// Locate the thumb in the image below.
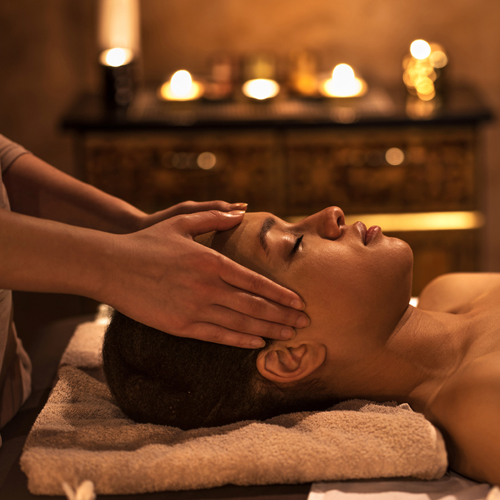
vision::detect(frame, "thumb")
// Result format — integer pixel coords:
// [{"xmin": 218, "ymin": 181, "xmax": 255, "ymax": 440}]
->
[{"xmin": 179, "ymin": 210, "xmax": 245, "ymax": 237}]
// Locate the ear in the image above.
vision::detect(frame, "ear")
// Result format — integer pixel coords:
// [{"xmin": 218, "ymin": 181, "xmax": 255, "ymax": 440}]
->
[{"xmin": 256, "ymin": 343, "xmax": 326, "ymax": 384}]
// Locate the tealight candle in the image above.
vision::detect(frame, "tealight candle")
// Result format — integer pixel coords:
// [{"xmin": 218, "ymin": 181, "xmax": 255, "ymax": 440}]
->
[
  {"xmin": 159, "ymin": 70, "xmax": 204, "ymax": 101},
  {"xmin": 319, "ymin": 64, "xmax": 367, "ymax": 98},
  {"xmin": 241, "ymin": 78, "xmax": 280, "ymax": 100}
]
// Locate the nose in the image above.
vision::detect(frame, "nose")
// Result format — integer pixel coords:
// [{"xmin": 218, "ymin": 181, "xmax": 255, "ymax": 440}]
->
[
  {"xmin": 302, "ymin": 206, "xmax": 345, "ymax": 239},
  {"xmin": 321, "ymin": 206, "xmax": 345, "ymax": 239}
]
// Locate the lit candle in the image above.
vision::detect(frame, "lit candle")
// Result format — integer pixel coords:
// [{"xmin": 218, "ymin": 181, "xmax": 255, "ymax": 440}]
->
[
  {"xmin": 241, "ymin": 79, "xmax": 280, "ymax": 100},
  {"xmin": 99, "ymin": 47, "xmax": 134, "ymax": 67},
  {"xmin": 97, "ymin": 0, "xmax": 140, "ymax": 107},
  {"xmin": 319, "ymin": 64, "xmax": 367, "ymax": 98},
  {"xmin": 159, "ymin": 70, "xmax": 204, "ymax": 101}
]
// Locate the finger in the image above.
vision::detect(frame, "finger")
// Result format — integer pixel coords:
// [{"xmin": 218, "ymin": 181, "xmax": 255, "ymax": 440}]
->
[
  {"xmin": 216, "ymin": 286, "xmax": 309, "ymax": 329},
  {"xmin": 179, "ymin": 201, "xmax": 248, "ymax": 214},
  {"xmin": 186, "ymin": 322, "xmax": 266, "ymax": 349},
  {"xmin": 177, "ymin": 210, "xmax": 247, "ymax": 237},
  {"xmin": 219, "ymin": 262, "xmax": 306, "ymax": 311},
  {"xmin": 205, "ymin": 304, "xmax": 297, "ymax": 341}
]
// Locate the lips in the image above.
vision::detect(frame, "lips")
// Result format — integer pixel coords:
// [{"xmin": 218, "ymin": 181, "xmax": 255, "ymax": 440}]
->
[
  {"xmin": 355, "ymin": 222, "xmax": 380, "ymax": 245},
  {"xmin": 355, "ymin": 221, "xmax": 367, "ymax": 245},
  {"xmin": 365, "ymin": 225, "xmax": 381, "ymax": 245}
]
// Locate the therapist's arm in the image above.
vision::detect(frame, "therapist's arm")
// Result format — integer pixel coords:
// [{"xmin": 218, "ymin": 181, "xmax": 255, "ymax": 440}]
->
[
  {"xmin": 2, "ymin": 155, "xmax": 308, "ymax": 347},
  {"xmin": 4, "ymin": 152, "xmax": 175, "ymax": 233}
]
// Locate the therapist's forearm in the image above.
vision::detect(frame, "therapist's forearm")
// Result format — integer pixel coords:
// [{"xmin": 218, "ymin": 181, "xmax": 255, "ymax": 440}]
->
[
  {"xmin": 0, "ymin": 207, "xmax": 112, "ymax": 299},
  {"xmin": 3, "ymin": 153, "xmax": 145, "ymax": 234}
]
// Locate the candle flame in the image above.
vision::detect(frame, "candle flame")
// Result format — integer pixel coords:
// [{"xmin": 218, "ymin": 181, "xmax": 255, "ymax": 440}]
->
[
  {"xmin": 242, "ymin": 79, "xmax": 280, "ymax": 100},
  {"xmin": 170, "ymin": 70, "xmax": 193, "ymax": 98},
  {"xmin": 159, "ymin": 70, "xmax": 204, "ymax": 101},
  {"xmin": 100, "ymin": 47, "xmax": 134, "ymax": 67},
  {"xmin": 320, "ymin": 64, "xmax": 366, "ymax": 98}
]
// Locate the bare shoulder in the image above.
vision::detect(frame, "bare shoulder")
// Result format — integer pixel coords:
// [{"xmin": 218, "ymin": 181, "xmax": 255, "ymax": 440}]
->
[
  {"xmin": 427, "ymin": 352, "xmax": 500, "ymax": 484},
  {"xmin": 418, "ymin": 273, "xmax": 500, "ymax": 313}
]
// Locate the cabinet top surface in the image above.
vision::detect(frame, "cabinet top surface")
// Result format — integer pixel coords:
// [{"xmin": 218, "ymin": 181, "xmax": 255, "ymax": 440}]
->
[{"xmin": 62, "ymin": 85, "xmax": 493, "ymax": 132}]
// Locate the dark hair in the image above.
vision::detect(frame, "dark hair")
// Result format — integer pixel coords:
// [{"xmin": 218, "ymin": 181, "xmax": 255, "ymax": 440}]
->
[{"xmin": 102, "ymin": 311, "xmax": 334, "ymax": 430}]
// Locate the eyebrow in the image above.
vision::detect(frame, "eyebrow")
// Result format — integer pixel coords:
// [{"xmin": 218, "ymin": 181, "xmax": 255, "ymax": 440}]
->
[{"xmin": 259, "ymin": 216, "xmax": 276, "ymax": 255}]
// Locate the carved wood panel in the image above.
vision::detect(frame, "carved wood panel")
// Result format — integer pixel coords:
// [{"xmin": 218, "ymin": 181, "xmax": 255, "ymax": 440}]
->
[
  {"xmin": 83, "ymin": 131, "xmax": 284, "ymax": 214},
  {"xmin": 284, "ymin": 126, "xmax": 477, "ymax": 215}
]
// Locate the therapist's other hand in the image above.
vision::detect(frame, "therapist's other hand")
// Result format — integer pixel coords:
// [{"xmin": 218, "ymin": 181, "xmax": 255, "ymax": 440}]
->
[
  {"xmin": 101, "ymin": 209, "xmax": 309, "ymax": 349},
  {"xmin": 138, "ymin": 200, "xmax": 248, "ymax": 229}
]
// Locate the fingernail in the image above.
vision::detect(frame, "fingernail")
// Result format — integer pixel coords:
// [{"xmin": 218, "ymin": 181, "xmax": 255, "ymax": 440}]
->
[
  {"xmin": 228, "ymin": 210, "xmax": 246, "ymax": 216},
  {"xmin": 291, "ymin": 299, "xmax": 305, "ymax": 310},
  {"xmin": 281, "ymin": 328, "xmax": 295, "ymax": 340},
  {"xmin": 251, "ymin": 338, "xmax": 266, "ymax": 348},
  {"xmin": 296, "ymin": 315, "xmax": 310, "ymax": 328},
  {"xmin": 230, "ymin": 203, "xmax": 248, "ymax": 210}
]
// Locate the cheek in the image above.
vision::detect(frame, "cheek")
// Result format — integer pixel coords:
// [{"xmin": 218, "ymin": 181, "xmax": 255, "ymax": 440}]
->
[
  {"xmin": 285, "ymin": 251, "xmax": 362, "ymax": 320},
  {"xmin": 285, "ymin": 240, "xmax": 413, "ymax": 323}
]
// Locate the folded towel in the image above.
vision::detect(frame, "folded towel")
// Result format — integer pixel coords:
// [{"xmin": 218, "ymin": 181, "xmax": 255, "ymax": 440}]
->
[{"xmin": 20, "ymin": 320, "xmax": 448, "ymax": 495}]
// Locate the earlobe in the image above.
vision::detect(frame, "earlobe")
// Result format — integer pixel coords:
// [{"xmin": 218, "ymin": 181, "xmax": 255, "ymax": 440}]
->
[{"xmin": 256, "ymin": 343, "xmax": 326, "ymax": 384}]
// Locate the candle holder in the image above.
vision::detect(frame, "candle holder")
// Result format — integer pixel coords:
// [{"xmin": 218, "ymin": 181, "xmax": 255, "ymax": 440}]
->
[
  {"xmin": 241, "ymin": 54, "xmax": 281, "ymax": 101},
  {"xmin": 288, "ymin": 50, "xmax": 319, "ymax": 97},
  {"xmin": 100, "ymin": 47, "xmax": 136, "ymax": 108}
]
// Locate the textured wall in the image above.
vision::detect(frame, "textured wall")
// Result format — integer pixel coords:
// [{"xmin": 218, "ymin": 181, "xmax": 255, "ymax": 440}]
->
[{"xmin": 1, "ymin": 0, "xmax": 500, "ymax": 269}]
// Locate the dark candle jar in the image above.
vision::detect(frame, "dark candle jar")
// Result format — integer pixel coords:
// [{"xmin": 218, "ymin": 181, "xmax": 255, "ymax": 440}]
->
[{"xmin": 99, "ymin": 48, "xmax": 136, "ymax": 108}]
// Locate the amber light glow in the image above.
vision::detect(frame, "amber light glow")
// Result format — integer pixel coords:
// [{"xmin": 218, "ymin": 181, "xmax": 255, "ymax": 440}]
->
[
  {"xmin": 242, "ymin": 79, "xmax": 280, "ymax": 100},
  {"xmin": 403, "ymin": 40, "xmax": 448, "ymax": 103},
  {"xmin": 159, "ymin": 70, "xmax": 204, "ymax": 101},
  {"xmin": 410, "ymin": 40, "xmax": 431, "ymax": 60},
  {"xmin": 320, "ymin": 64, "xmax": 367, "ymax": 98},
  {"xmin": 99, "ymin": 47, "xmax": 134, "ymax": 67},
  {"xmin": 288, "ymin": 211, "xmax": 484, "ymax": 232}
]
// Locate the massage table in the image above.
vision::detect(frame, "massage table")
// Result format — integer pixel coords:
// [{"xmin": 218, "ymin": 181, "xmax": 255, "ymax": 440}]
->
[{"xmin": 0, "ymin": 313, "xmax": 494, "ymax": 500}]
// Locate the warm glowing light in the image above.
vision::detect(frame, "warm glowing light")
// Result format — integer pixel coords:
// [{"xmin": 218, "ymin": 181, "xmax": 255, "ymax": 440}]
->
[
  {"xmin": 417, "ymin": 89, "xmax": 436, "ymax": 101},
  {"xmin": 99, "ymin": 47, "xmax": 134, "ymax": 67},
  {"xmin": 320, "ymin": 64, "xmax": 367, "ymax": 98},
  {"xmin": 197, "ymin": 152, "xmax": 217, "ymax": 170},
  {"xmin": 242, "ymin": 79, "xmax": 280, "ymax": 100},
  {"xmin": 385, "ymin": 148, "xmax": 405, "ymax": 166},
  {"xmin": 287, "ymin": 211, "xmax": 484, "ymax": 232},
  {"xmin": 414, "ymin": 77, "xmax": 434, "ymax": 95},
  {"xmin": 410, "ymin": 40, "xmax": 432, "ymax": 60},
  {"xmin": 430, "ymin": 50, "xmax": 448, "ymax": 68},
  {"xmin": 171, "ymin": 70, "xmax": 193, "ymax": 97},
  {"xmin": 159, "ymin": 70, "xmax": 204, "ymax": 101},
  {"xmin": 403, "ymin": 41, "xmax": 447, "ymax": 105},
  {"xmin": 333, "ymin": 63, "xmax": 355, "ymax": 81}
]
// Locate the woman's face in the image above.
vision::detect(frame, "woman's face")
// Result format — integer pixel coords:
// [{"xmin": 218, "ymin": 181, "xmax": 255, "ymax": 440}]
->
[{"xmin": 211, "ymin": 206, "xmax": 413, "ymax": 368}]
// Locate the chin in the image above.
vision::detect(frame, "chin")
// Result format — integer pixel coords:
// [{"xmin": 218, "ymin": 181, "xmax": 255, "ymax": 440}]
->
[
  {"xmin": 378, "ymin": 236, "xmax": 414, "ymax": 307},
  {"xmin": 392, "ymin": 238, "xmax": 414, "ymax": 304}
]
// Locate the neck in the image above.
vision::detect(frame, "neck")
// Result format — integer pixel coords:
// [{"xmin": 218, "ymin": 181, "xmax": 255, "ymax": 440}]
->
[{"xmin": 328, "ymin": 306, "xmax": 471, "ymax": 413}]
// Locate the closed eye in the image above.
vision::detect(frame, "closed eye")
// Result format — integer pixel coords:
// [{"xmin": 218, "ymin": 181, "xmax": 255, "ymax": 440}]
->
[{"xmin": 291, "ymin": 235, "xmax": 304, "ymax": 256}]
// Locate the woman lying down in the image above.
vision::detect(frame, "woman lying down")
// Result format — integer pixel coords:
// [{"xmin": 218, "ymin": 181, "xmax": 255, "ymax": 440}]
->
[{"xmin": 102, "ymin": 206, "xmax": 500, "ymax": 485}]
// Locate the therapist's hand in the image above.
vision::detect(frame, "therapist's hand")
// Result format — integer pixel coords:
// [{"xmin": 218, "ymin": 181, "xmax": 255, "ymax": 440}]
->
[
  {"xmin": 101, "ymin": 209, "xmax": 309, "ymax": 348},
  {"xmin": 137, "ymin": 200, "xmax": 249, "ymax": 229}
]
